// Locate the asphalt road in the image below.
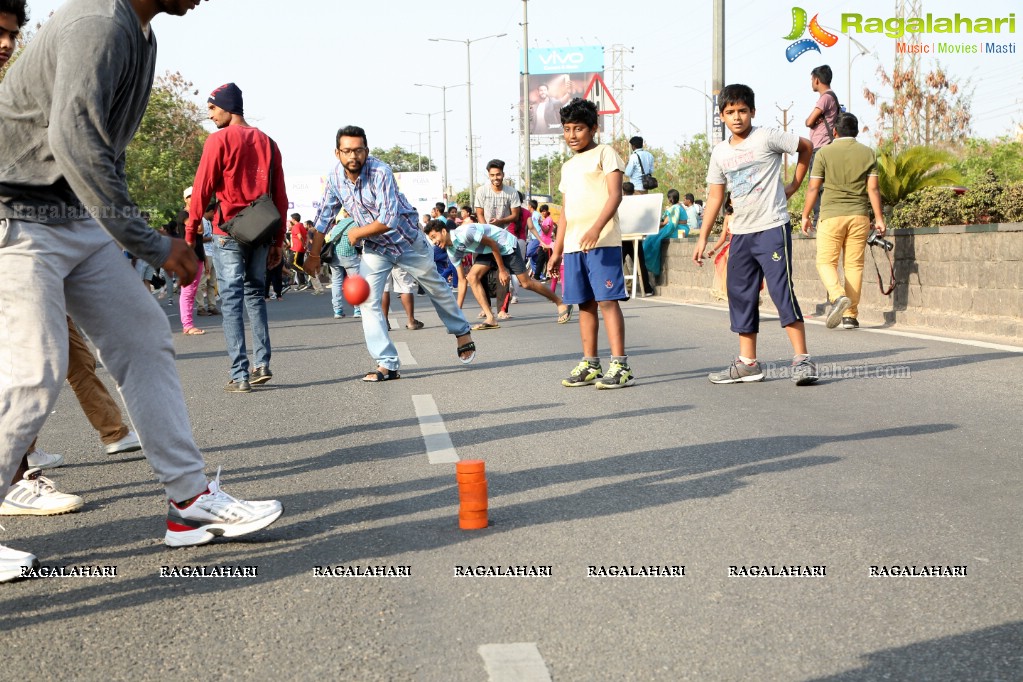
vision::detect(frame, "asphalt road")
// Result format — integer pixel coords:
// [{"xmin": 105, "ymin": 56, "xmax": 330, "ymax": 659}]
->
[{"xmin": 2, "ymin": 286, "xmax": 1020, "ymax": 682}]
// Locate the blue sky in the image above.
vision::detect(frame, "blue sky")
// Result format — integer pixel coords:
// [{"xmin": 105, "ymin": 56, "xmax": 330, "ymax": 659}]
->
[{"xmin": 25, "ymin": 0, "xmax": 1023, "ymax": 191}]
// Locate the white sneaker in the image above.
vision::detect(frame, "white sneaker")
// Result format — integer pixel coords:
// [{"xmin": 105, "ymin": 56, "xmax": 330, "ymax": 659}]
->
[
  {"xmin": 1, "ymin": 469, "xmax": 84, "ymax": 516},
  {"xmin": 0, "ymin": 537, "xmax": 38, "ymax": 583},
  {"xmin": 26, "ymin": 448, "xmax": 64, "ymax": 470},
  {"xmin": 510, "ymin": 296, "xmax": 519, "ymax": 304},
  {"xmin": 164, "ymin": 469, "xmax": 283, "ymax": 547},
  {"xmin": 105, "ymin": 431, "xmax": 142, "ymax": 455}
]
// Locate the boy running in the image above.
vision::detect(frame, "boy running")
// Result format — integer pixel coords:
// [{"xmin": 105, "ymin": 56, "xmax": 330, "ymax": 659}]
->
[
  {"xmin": 548, "ymin": 99, "xmax": 634, "ymax": 389},
  {"xmin": 424, "ymin": 220, "xmax": 572, "ymax": 330},
  {"xmin": 692, "ymin": 84, "xmax": 819, "ymax": 385}
]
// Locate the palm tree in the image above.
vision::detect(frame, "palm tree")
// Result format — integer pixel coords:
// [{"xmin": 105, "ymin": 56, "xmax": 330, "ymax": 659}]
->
[{"xmin": 876, "ymin": 145, "xmax": 963, "ymax": 206}]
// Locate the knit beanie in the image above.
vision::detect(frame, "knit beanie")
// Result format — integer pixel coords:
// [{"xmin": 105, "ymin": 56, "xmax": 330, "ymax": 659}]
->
[{"xmin": 208, "ymin": 82, "xmax": 244, "ymax": 116}]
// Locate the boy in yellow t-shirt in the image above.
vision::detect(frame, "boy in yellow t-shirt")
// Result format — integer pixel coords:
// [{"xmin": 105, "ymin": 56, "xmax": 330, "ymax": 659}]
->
[{"xmin": 548, "ymin": 99, "xmax": 634, "ymax": 389}]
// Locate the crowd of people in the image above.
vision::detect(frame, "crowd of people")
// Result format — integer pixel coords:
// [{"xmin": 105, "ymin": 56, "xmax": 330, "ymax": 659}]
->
[{"xmin": 0, "ymin": 0, "xmax": 881, "ymax": 583}]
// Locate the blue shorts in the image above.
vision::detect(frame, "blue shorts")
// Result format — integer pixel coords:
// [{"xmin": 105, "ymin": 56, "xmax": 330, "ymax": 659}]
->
[
  {"xmin": 727, "ymin": 224, "xmax": 803, "ymax": 333},
  {"xmin": 562, "ymin": 246, "xmax": 627, "ymax": 305}
]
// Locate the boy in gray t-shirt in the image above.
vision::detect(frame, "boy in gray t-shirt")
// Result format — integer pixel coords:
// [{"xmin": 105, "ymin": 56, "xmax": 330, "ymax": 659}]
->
[{"xmin": 693, "ymin": 84, "xmax": 820, "ymax": 386}]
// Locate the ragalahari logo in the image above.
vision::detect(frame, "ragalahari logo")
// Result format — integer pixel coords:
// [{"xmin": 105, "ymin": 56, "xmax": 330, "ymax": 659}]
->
[{"xmin": 784, "ymin": 7, "xmax": 839, "ymax": 61}]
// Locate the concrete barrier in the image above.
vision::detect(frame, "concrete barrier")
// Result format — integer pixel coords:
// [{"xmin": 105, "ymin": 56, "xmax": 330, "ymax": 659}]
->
[{"xmin": 651, "ymin": 223, "xmax": 1023, "ymax": 342}]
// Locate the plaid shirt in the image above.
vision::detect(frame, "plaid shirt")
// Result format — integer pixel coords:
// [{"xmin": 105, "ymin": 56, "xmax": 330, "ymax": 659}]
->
[
  {"xmin": 313, "ymin": 157, "xmax": 420, "ymax": 258},
  {"xmin": 327, "ymin": 218, "xmax": 359, "ymax": 258}
]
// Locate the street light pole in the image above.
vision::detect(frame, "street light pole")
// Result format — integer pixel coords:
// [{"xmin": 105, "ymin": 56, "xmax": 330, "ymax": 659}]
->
[
  {"xmin": 406, "ymin": 110, "xmax": 446, "ymax": 173},
  {"xmin": 675, "ymin": 84, "xmax": 714, "ymax": 140},
  {"xmin": 414, "ymin": 83, "xmax": 466, "ymax": 199},
  {"xmin": 400, "ymin": 130, "xmax": 434, "ymax": 171},
  {"xmin": 429, "ymin": 33, "xmax": 507, "ymax": 201},
  {"xmin": 820, "ymin": 24, "xmax": 872, "ymax": 111}
]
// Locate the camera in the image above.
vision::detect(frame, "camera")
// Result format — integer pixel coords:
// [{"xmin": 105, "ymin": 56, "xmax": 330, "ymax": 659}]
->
[{"xmin": 866, "ymin": 229, "xmax": 894, "ymax": 252}]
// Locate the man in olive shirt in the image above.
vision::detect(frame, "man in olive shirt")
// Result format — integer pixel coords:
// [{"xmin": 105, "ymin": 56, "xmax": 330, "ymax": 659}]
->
[{"xmin": 800, "ymin": 112, "xmax": 887, "ymax": 330}]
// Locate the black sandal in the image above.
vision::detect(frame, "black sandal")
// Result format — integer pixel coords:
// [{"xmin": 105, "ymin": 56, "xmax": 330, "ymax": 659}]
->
[
  {"xmin": 457, "ymin": 341, "xmax": 476, "ymax": 365},
  {"xmin": 362, "ymin": 368, "xmax": 401, "ymax": 382}
]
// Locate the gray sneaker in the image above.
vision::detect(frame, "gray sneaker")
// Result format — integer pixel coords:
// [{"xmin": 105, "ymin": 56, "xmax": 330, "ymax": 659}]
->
[
  {"xmin": 826, "ymin": 296, "xmax": 852, "ymax": 329},
  {"xmin": 791, "ymin": 356, "xmax": 820, "ymax": 386},
  {"xmin": 709, "ymin": 358, "xmax": 765, "ymax": 384}
]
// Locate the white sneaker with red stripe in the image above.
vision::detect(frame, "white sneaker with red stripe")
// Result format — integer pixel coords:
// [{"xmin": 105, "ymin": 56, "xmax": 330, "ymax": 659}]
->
[{"xmin": 164, "ymin": 469, "xmax": 283, "ymax": 547}]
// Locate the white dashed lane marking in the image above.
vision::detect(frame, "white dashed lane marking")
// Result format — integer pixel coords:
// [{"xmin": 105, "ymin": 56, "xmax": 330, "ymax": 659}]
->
[
  {"xmin": 412, "ymin": 395, "xmax": 458, "ymax": 464},
  {"xmin": 395, "ymin": 341, "xmax": 418, "ymax": 366},
  {"xmin": 478, "ymin": 643, "xmax": 552, "ymax": 682}
]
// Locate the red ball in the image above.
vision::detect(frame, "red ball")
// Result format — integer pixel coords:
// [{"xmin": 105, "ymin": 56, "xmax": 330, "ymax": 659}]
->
[{"xmin": 342, "ymin": 274, "xmax": 370, "ymax": 305}]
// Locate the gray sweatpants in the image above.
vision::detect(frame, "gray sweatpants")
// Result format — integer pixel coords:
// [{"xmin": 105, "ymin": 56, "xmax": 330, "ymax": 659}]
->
[{"xmin": 0, "ymin": 218, "xmax": 208, "ymax": 502}]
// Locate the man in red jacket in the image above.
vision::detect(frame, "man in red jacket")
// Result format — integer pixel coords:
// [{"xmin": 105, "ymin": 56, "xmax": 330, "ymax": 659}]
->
[{"xmin": 187, "ymin": 83, "xmax": 288, "ymax": 393}]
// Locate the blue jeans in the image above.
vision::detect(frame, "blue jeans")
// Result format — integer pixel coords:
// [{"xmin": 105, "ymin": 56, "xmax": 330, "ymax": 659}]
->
[
  {"xmin": 360, "ymin": 232, "xmax": 470, "ymax": 370},
  {"xmin": 212, "ymin": 235, "xmax": 271, "ymax": 382},
  {"xmin": 329, "ymin": 253, "xmax": 361, "ymax": 314}
]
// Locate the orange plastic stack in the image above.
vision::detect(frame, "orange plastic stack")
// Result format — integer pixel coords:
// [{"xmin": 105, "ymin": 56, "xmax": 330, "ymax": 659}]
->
[{"xmin": 456, "ymin": 459, "xmax": 488, "ymax": 529}]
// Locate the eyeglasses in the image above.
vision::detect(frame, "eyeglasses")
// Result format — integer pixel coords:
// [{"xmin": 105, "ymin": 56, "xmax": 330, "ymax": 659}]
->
[{"xmin": 338, "ymin": 147, "xmax": 368, "ymax": 157}]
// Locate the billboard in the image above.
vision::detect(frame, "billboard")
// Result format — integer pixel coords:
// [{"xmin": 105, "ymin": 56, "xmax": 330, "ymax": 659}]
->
[
  {"xmin": 394, "ymin": 171, "xmax": 445, "ymax": 214},
  {"xmin": 522, "ymin": 46, "xmax": 605, "ymax": 136},
  {"xmin": 285, "ymin": 175, "xmax": 328, "ymax": 222}
]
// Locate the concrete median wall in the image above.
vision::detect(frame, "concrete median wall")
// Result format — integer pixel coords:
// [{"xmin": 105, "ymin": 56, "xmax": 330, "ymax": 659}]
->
[{"xmin": 651, "ymin": 223, "xmax": 1023, "ymax": 342}]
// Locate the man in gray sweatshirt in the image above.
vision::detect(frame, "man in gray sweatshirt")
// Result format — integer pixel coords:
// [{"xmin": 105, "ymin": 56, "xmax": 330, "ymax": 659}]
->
[{"xmin": 0, "ymin": 0, "xmax": 284, "ymax": 579}]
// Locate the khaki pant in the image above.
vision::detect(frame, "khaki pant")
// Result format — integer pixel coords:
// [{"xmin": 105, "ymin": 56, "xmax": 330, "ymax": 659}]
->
[
  {"xmin": 815, "ymin": 215, "xmax": 871, "ymax": 318},
  {"xmin": 26, "ymin": 316, "xmax": 130, "ymax": 453},
  {"xmin": 197, "ymin": 255, "xmax": 217, "ymax": 309}
]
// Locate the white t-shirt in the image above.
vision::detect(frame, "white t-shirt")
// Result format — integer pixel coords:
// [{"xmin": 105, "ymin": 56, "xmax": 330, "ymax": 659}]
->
[{"xmin": 706, "ymin": 126, "xmax": 799, "ymax": 234}]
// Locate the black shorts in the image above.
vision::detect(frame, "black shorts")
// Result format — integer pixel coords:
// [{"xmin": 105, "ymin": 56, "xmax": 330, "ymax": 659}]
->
[{"xmin": 474, "ymin": 250, "xmax": 527, "ymax": 276}]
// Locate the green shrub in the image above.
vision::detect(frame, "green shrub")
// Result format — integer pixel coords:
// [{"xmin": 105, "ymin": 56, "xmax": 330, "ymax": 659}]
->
[
  {"xmin": 994, "ymin": 181, "xmax": 1023, "ymax": 223},
  {"xmin": 956, "ymin": 169, "xmax": 1002, "ymax": 224},
  {"xmin": 890, "ymin": 187, "xmax": 963, "ymax": 230}
]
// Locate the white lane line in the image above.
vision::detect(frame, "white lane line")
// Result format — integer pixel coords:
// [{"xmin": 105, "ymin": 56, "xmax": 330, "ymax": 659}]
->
[
  {"xmin": 395, "ymin": 342, "xmax": 418, "ymax": 366},
  {"xmin": 478, "ymin": 643, "xmax": 552, "ymax": 682},
  {"xmin": 635, "ymin": 299, "xmax": 1023, "ymax": 353},
  {"xmin": 412, "ymin": 395, "xmax": 458, "ymax": 464}
]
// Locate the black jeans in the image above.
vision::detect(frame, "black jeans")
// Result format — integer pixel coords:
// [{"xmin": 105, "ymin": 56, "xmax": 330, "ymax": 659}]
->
[{"xmin": 265, "ymin": 262, "xmax": 283, "ymax": 298}]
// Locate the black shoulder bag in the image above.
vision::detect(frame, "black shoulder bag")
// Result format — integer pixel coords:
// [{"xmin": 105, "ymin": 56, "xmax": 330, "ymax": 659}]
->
[
  {"xmin": 635, "ymin": 153, "xmax": 659, "ymax": 190},
  {"xmin": 218, "ymin": 139, "xmax": 282, "ymax": 247}
]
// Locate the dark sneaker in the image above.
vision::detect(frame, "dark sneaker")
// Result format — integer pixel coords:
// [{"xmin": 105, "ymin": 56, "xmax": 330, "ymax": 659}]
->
[
  {"xmin": 165, "ymin": 469, "xmax": 283, "ymax": 547},
  {"xmin": 596, "ymin": 361, "xmax": 635, "ymax": 389},
  {"xmin": 826, "ymin": 296, "xmax": 852, "ymax": 329},
  {"xmin": 250, "ymin": 366, "xmax": 272, "ymax": 385},
  {"xmin": 562, "ymin": 360, "xmax": 603, "ymax": 387},
  {"xmin": 842, "ymin": 317, "xmax": 859, "ymax": 329},
  {"xmin": 709, "ymin": 358, "xmax": 765, "ymax": 384},
  {"xmin": 224, "ymin": 379, "xmax": 251, "ymax": 393},
  {"xmin": 791, "ymin": 356, "xmax": 819, "ymax": 386}
]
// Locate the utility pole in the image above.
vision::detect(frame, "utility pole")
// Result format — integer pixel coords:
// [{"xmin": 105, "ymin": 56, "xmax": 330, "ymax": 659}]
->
[
  {"xmin": 776, "ymin": 102, "xmax": 794, "ymax": 179},
  {"xmin": 520, "ymin": 0, "xmax": 531, "ymax": 197},
  {"xmin": 607, "ymin": 44, "xmax": 634, "ymax": 146},
  {"xmin": 711, "ymin": 0, "xmax": 726, "ymax": 144}
]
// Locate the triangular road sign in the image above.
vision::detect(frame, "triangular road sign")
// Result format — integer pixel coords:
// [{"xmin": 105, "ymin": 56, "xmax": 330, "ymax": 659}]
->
[{"xmin": 582, "ymin": 73, "xmax": 620, "ymax": 116}]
